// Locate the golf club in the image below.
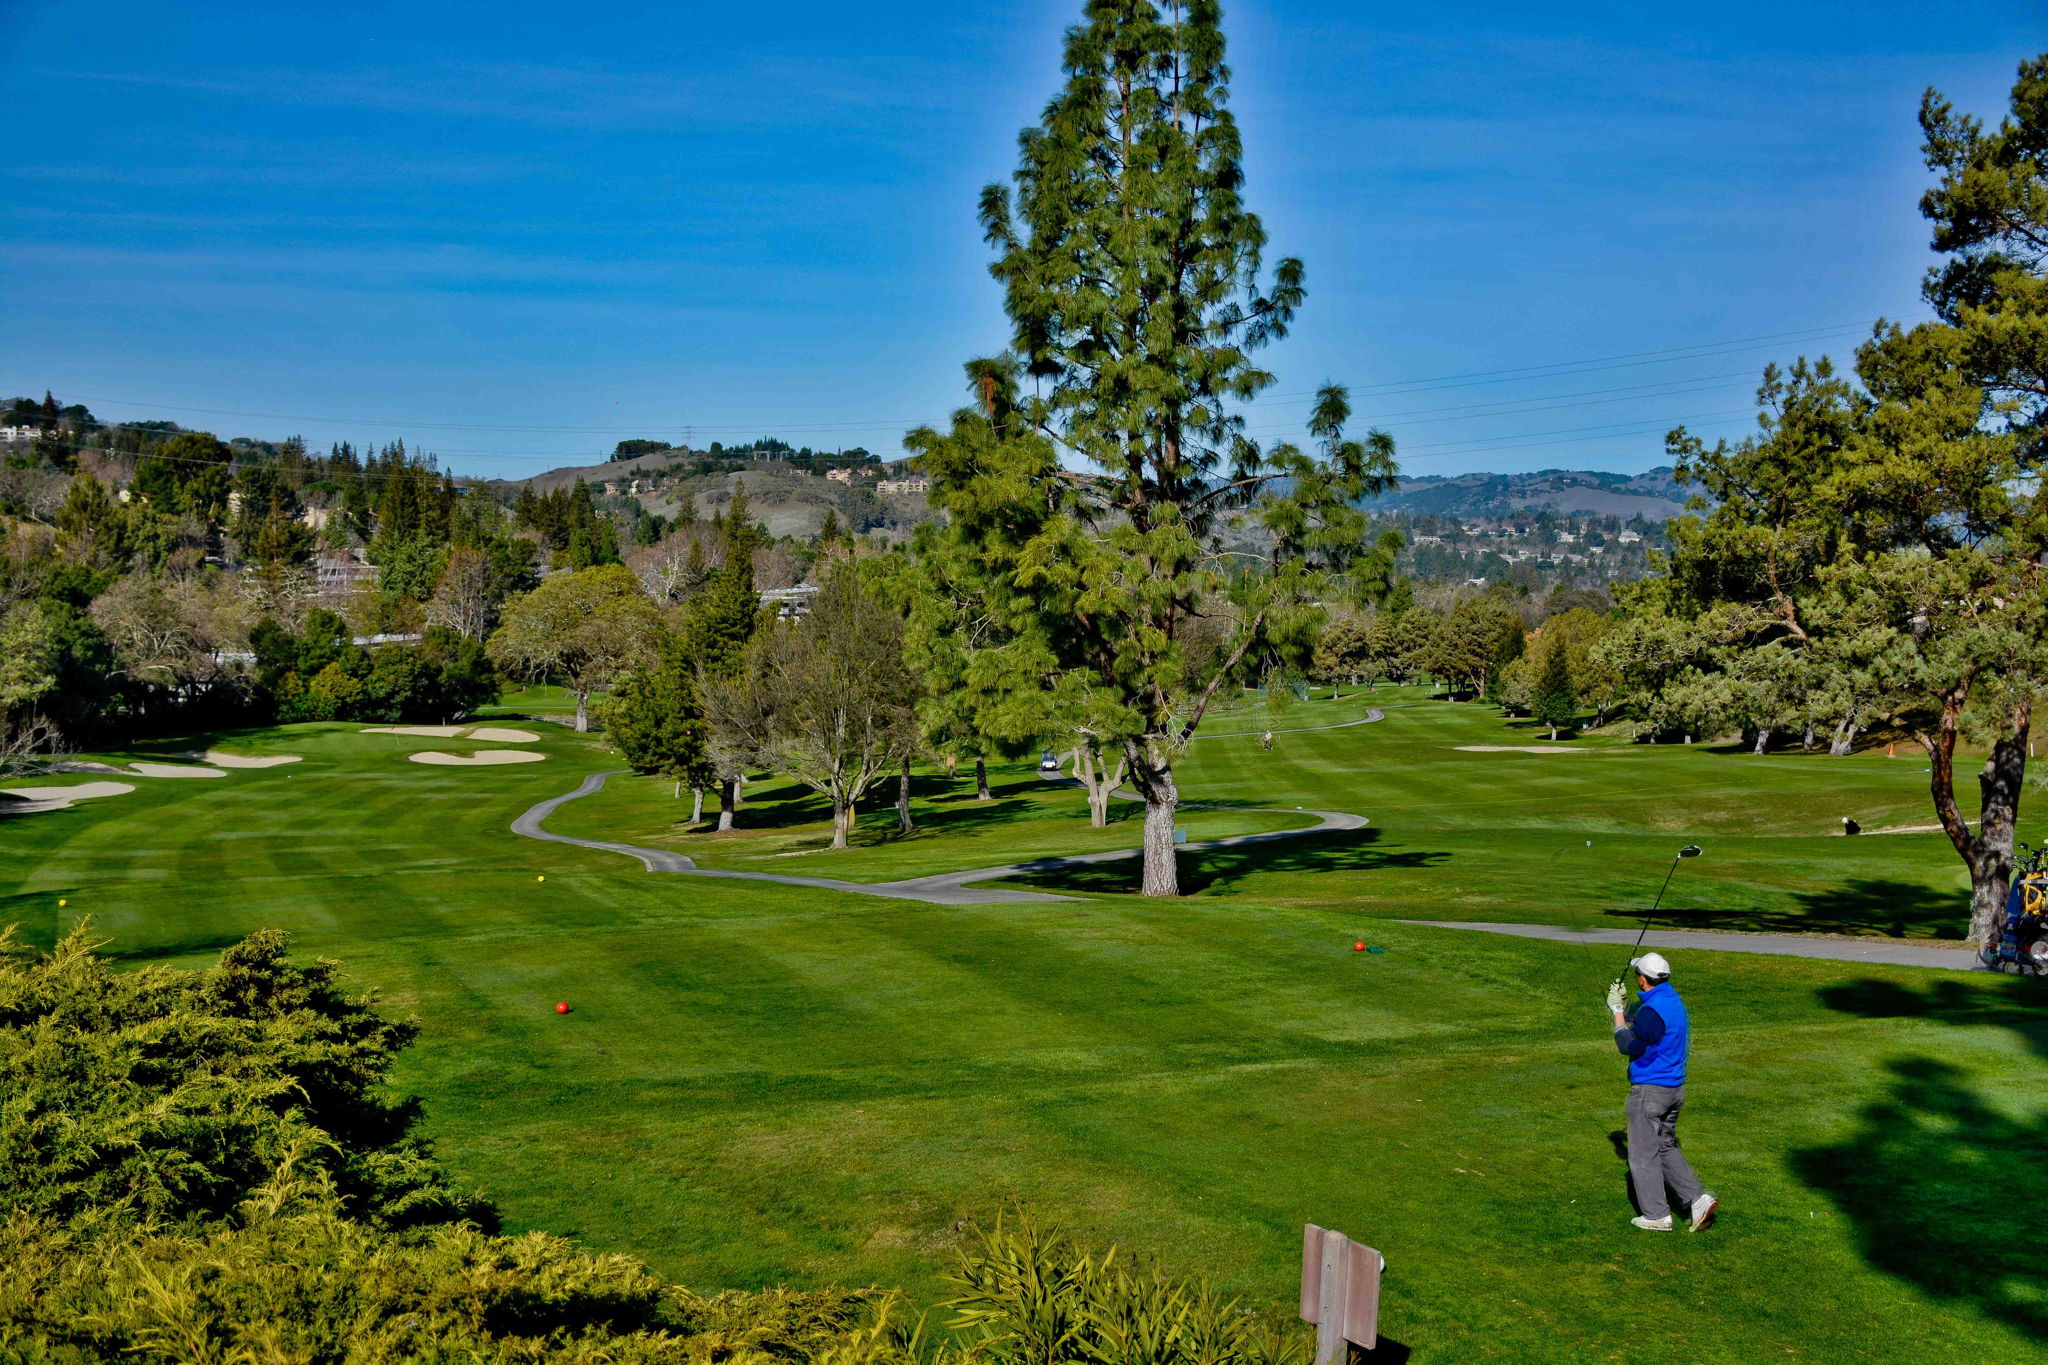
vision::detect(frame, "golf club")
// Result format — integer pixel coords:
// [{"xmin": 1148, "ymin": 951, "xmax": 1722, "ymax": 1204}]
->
[{"xmin": 1618, "ymin": 844, "xmax": 1703, "ymax": 982}]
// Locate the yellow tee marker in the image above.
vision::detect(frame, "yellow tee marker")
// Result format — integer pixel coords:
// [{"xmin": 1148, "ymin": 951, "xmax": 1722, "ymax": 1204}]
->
[
  {"xmin": 537, "ymin": 875, "xmax": 546, "ymax": 883},
  {"xmin": 58, "ymin": 898, "xmax": 68, "ymax": 907}
]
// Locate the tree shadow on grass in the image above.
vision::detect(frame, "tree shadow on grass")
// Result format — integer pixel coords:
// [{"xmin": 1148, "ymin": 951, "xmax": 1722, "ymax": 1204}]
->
[
  {"xmin": 1004, "ymin": 828, "xmax": 1446, "ymax": 896},
  {"xmin": 1599, "ymin": 878, "xmax": 1968, "ymax": 940},
  {"xmin": 1789, "ymin": 1056, "xmax": 2048, "ymax": 1343},
  {"xmin": 711, "ymin": 785, "xmax": 1043, "ymax": 845},
  {"xmin": 1814, "ymin": 976, "xmax": 2048, "ymax": 1060}
]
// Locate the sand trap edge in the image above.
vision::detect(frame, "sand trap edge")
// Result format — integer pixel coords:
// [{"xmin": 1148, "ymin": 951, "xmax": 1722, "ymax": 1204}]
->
[
  {"xmin": 188, "ymin": 751, "xmax": 304, "ymax": 769},
  {"xmin": 408, "ymin": 749, "xmax": 548, "ymax": 766},
  {"xmin": 1, "ymin": 781, "xmax": 137, "ymax": 813}
]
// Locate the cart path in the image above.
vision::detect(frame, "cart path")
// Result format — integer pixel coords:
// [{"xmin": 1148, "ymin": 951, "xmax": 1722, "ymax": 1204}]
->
[
  {"xmin": 1193, "ymin": 705, "xmax": 1387, "ymax": 739},
  {"xmin": 1401, "ymin": 920, "xmax": 1979, "ymax": 970},
  {"xmin": 513, "ymin": 770, "xmax": 1371, "ymax": 906}
]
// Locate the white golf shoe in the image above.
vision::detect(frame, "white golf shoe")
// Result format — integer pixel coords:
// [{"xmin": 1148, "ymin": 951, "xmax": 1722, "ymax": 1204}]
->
[
  {"xmin": 1689, "ymin": 1193, "xmax": 1720, "ymax": 1232},
  {"xmin": 1631, "ymin": 1214, "xmax": 1673, "ymax": 1231}
]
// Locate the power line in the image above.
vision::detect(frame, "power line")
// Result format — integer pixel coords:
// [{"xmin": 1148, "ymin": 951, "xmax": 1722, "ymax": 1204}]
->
[
  {"xmin": 32, "ymin": 401, "xmax": 1754, "ymax": 482},
  {"xmin": 34, "ymin": 370, "xmax": 1773, "ymax": 468},
  {"xmin": 43, "ymin": 316, "xmax": 1913, "ymax": 439}
]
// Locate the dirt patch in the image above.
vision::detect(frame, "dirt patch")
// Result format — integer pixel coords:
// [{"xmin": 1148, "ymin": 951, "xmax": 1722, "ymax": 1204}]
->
[{"xmin": 408, "ymin": 750, "xmax": 548, "ymax": 766}]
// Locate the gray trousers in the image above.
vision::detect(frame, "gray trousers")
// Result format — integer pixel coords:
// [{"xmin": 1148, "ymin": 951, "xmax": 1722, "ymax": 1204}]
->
[{"xmin": 1626, "ymin": 1083, "xmax": 1703, "ymax": 1219}]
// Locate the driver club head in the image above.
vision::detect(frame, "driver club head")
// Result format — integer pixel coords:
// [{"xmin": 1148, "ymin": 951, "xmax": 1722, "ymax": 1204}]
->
[{"xmin": 1678, "ymin": 844, "xmax": 1702, "ymax": 859}]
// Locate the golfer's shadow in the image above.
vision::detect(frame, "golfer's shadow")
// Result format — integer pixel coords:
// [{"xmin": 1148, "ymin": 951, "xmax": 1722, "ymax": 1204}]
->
[{"xmin": 1608, "ymin": 1130, "xmax": 1644, "ymax": 1214}]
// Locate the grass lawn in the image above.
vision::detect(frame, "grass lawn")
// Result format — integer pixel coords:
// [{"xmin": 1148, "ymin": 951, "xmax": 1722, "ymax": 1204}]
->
[
  {"xmin": 1, "ymin": 696, "xmax": 2038, "ymax": 1363},
  {"xmin": 481, "ymin": 681, "xmax": 582, "ymax": 714}
]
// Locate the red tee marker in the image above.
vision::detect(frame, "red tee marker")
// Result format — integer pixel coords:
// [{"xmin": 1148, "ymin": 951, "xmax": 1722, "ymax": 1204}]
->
[
  {"xmin": 555, "ymin": 1001, "xmax": 571, "ymax": 1014},
  {"xmin": 1353, "ymin": 941, "xmax": 1365, "ymax": 952}
]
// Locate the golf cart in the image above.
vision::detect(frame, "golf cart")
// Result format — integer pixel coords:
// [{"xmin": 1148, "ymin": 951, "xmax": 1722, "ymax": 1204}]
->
[
  {"xmin": 1038, "ymin": 748, "xmax": 1062, "ymax": 773},
  {"xmin": 1983, "ymin": 841, "xmax": 2048, "ymax": 974}
]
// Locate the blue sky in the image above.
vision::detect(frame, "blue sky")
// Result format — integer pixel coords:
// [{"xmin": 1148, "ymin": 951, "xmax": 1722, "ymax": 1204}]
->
[{"xmin": 1, "ymin": 1, "xmax": 2037, "ymax": 480}]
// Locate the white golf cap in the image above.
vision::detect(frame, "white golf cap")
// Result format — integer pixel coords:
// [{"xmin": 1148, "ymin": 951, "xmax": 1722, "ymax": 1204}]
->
[{"xmin": 1632, "ymin": 952, "xmax": 1672, "ymax": 981}]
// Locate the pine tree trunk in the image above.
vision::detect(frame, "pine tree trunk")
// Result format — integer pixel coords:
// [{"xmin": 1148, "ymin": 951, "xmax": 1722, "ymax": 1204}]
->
[
  {"xmin": 1802, "ymin": 722, "xmax": 1816, "ymax": 751},
  {"xmin": 1752, "ymin": 728, "xmax": 1773, "ymax": 755},
  {"xmin": 691, "ymin": 787, "xmax": 704, "ymax": 823},
  {"xmin": 975, "ymin": 757, "xmax": 991, "ymax": 801},
  {"xmin": 1548, "ymin": 724, "xmax": 1558, "ymax": 741},
  {"xmin": 1926, "ymin": 697, "xmax": 2030, "ymax": 947},
  {"xmin": 1127, "ymin": 748, "xmax": 1180, "ymax": 897},
  {"xmin": 717, "ymin": 780, "xmax": 735, "ymax": 831},
  {"xmin": 1829, "ymin": 714, "xmax": 1861, "ymax": 756},
  {"xmin": 574, "ymin": 691, "xmax": 590, "ymax": 733},
  {"xmin": 673, "ymin": 777, "xmax": 681, "ymax": 798},
  {"xmin": 897, "ymin": 756, "xmax": 914, "ymax": 835},
  {"xmin": 1088, "ymin": 787, "xmax": 1111, "ymax": 827},
  {"xmin": 832, "ymin": 799, "xmax": 854, "ymax": 849}
]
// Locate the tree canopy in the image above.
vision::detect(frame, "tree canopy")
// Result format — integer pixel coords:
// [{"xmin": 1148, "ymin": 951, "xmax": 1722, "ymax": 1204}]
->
[{"xmin": 914, "ymin": 0, "xmax": 1398, "ymax": 894}]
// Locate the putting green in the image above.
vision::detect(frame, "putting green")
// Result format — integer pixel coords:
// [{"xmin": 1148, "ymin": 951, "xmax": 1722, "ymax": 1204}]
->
[{"xmin": 0, "ymin": 694, "xmax": 2036, "ymax": 1363}]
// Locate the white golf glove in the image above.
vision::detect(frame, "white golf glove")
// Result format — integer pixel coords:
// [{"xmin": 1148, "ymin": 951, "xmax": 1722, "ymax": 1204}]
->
[{"xmin": 1605, "ymin": 980, "xmax": 1627, "ymax": 1015}]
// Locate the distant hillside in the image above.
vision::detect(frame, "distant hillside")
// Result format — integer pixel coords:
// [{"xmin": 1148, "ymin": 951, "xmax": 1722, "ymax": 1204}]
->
[
  {"xmin": 1364, "ymin": 468, "xmax": 1696, "ymax": 522},
  {"xmin": 485, "ymin": 450, "xmax": 935, "ymax": 541},
  {"xmin": 485, "ymin": 450, "xmax": 1699, "ymax": 542}
]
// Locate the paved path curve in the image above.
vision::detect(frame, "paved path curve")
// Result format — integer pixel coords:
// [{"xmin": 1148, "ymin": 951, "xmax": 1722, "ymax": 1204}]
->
[
  {"xmin": 1402, "ymin": 920, "xmax": 1979, "ymax": 971},
  {"xmin": 510, "ymin": 707, "xmax": 1386, "ymax": 904},
  {"xmin": 1192, "ymin": 705, "xmax": 1385, "ymax": 740}
]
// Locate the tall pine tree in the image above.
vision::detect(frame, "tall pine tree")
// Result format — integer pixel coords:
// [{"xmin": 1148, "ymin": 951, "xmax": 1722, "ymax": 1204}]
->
[{"xmin": 941, "ymin": 0, "xmax": 1396, "ymax": 894}]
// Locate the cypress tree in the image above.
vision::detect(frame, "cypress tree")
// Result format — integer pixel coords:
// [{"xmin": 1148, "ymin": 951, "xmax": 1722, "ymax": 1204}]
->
[{"xmin": 1531, "ymin": 641, "xmax": 1577, "ymax": 741}]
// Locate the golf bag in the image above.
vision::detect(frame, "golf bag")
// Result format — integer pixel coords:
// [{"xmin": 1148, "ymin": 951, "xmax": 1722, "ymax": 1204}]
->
[{"xmin": 1983, "ymin": 843, "xmax": 2048, "ymax": 975}]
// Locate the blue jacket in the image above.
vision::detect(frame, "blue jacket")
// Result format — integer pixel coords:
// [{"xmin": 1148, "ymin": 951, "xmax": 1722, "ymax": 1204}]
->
[{"xmin": 1615, "ymin": 981, "xmax": 1688, "ymax": 1086}]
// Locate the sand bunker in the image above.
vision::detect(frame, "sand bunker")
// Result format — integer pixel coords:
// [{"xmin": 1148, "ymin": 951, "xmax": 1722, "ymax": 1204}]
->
[
  {"xmin": 363, "ymin": 725, "xmax": 467, "ymax": 737},
  {"xmin": 408, "ymin": 749, "xmax": 547, "ymax": 766},
  {"xmin": 126, "ymin": 762, "xmax": 227, "ymax": 778},
  {"xmin": 1456, "ymin": 745, "xmax": 1596, "ymax": 754},
  {"xmin": 1, "ymin": 781, "xmax": 136, "ymax": 813},
  {"xmin": 465, "ymin": 727, "xmax": 539, "ymax": 742},
  {"xmin": 186, "ymin": 751, "xmax": 303, "ymax": 769}
]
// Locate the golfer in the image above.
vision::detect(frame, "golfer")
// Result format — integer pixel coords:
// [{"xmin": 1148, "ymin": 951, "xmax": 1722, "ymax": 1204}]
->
[{"xmin": 1606, "ymin": 952, "xmax": 1719, "ymax": 1232}]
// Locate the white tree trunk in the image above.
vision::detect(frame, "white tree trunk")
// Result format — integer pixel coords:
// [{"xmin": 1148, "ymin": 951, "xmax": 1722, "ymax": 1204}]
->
[
  {"xmin": 832, "ymin": 799, "xmax": 854, "ymax": 849},
  {"xmin": 691, "ymin": 787, "xmax": 704, "ymax": 823},
  {"xmin": 975, "ymin": 757, "xmax": 991, "ymax": 801},
  {"xmin": 574, "ymin": 690, "xmax": 590, "ymax": 733}
]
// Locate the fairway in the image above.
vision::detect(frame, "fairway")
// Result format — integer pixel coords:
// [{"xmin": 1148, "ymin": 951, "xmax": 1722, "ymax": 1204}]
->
[{"xmin": 2, "ymin": 696, "xmax": 2038, "ymax": 1363}]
